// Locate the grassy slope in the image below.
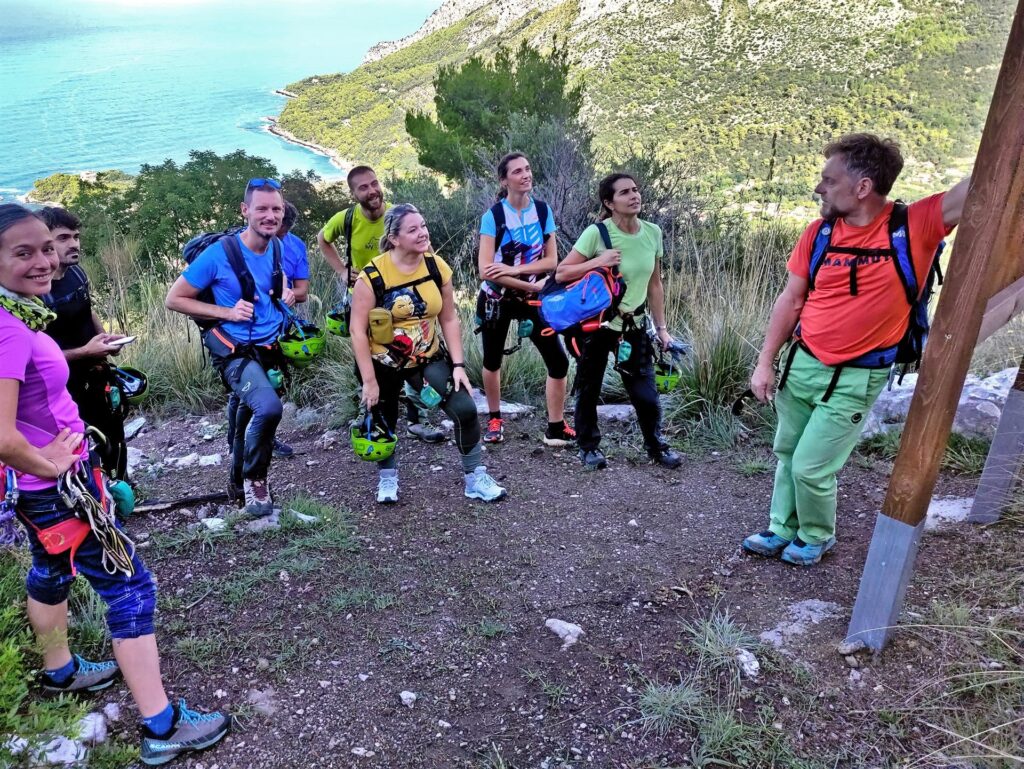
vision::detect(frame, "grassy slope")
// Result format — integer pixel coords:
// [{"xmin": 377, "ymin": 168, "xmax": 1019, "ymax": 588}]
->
[{"xmin": 277, "ymin": 0, "xmax": 1012, "ymax": 190}]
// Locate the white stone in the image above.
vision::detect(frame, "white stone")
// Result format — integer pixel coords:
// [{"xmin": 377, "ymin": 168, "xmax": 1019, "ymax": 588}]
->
[
  {"xmin": 438, "ymin": 720, "xmax": 452, "ymax": 729},
  {"xmin": 76, "ymin": 712, "xmax": 107, "ymax": 745},
  {"xmin": 39, "ymin": 736, "xmax": 87, "ymax": 765},
  {"xmin": 925, "ymin": 496, "xmax": 973, "ymax": 530},
  {"xmin": 545, "ymin": 618, "xmax": 585, "ymax": 650},
  {"xmin": 358, "ymin": 673, "xmax": 370, "ymax": 682},
  {"xmin": 314, "ymin": 430, "xmax": 342, "ymax": 450},
  {"xmin": 471, "ymin": 390, "xmax": 533, "ymax": 418},
  {"xmin": 627, "ymin": 519, "xmax": 639, "ymax": 527},
  {"xmin": 201, "ymin": 517, "xmax": 227, "ymax": 532},
  {"xmin": 400, "ymin": 690, "xmax": 417, "ymax": 707},
  {"xmin": 124, "ymin": 416, "xmax": 146, "ymax": 440},
  {"xmin": 214, "ymin": 688, "xmax": 227, "ymax": 698},
  {"xmin": 597, "ymin": 404, "xmax": 636, "ymax": 423},
  {"xmin": 169, "ymin": 452, "xmax": 200, "ymax": 468},
  {"xmin": 4, "ymin": 736, "xmax": 28, "ymax": 755},
  {"xmin": 735, "ymin": 648, "xmax": 760, "ymax": 679},
  {"xmin": 759, "ymin": 600, "xmax": 843, "ymax": 649},
  {"xmin": 242, "ymin": 510, "xmax": 282, "ymax": 533},
  {"xmin": 246, "ymin": 687, "xmax": 278, "ymax": 716},
  {"xmin": 352, "ymin": 747, "xmax": 376, "ymax": 758},
  {"xmin": 198, "ymin": 453, "xmax": 222, "ymax": 467},
  {"xmin": 126, "ymin": 447, "xmax": 149, "ymax": 475},
  {"xmin": 102, "ymin": 703, "xmax": 121, "ymax": 723},
  {"xmin": 289, "ymin": 510, "xmax": 320, "ymax": 525},
  {"xmin": 318, "ymin": 680, "xmax": 331, "ymax": 689}
]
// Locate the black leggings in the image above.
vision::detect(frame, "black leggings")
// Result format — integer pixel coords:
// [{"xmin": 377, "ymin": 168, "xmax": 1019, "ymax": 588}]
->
[
  {"xmin": 476, "ymin": 291, "xmax": 569, "ymax": 378},
  {"xmin": 361, "ymin": 358, "xmax": 480, "ymax": 466}
]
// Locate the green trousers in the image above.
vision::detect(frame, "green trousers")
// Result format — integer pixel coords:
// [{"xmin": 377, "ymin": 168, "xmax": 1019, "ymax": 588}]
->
[{"xmin": 768, "ymin": 346, "xmax": 889, "ymax": 544}]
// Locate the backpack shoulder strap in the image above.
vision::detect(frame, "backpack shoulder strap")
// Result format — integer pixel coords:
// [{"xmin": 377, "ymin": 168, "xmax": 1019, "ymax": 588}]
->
[
  {"xmin": 363, "ymin": 258, "xmax": 387, "ymax": 306},
  {"xmin": 221, "ymin": 234, "xmax": 256, "ymax": 305},
  {"xmin": 807, "ymin": 219, "xmax": 835, "ymax": 292},
  {"xmin": 270, "ymin": 236, "xmax": 285, "ymax": 303},
  {"xmin": 535, "ymin": 200, "xmax": 551, "ymax": 242},
  {"xmin": 595, "ymin": 221, "xmax": 613, "ymax": 251},
  {"xmin": 489, "ymin": 202, "xmax": 507, "ymax": 250},
  {"xmin": 344, "ymin": 206, "xmax": 356, "ymax": 266},
  {"xmin": 887, "ymin": 201, "xmax": 918, "ymax": 305},
  {"xmin": 424, "ymin": 254, "xmax": 444, "ymax": 291}
]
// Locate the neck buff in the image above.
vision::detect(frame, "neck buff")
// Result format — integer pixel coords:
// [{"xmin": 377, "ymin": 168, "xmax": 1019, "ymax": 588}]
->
[{"xmin": 0, "ymin": 285, "xmax": 57, "ymax": 331}]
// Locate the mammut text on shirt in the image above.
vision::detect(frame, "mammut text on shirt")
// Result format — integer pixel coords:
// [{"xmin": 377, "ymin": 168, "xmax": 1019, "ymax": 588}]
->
[
  {"xmin": 788, "ymin": 194, "xmax": 950, "ymax": 366},
  {"xmin": 0, "ymin": 308, "xmax": 87, "ymax": 491},
  {"xmin": 573, "ymin": 219, "xmax": 662, "ymax": 332},
  {"xmin": 322, "ymin": 204, "xmax": 391, "ymax": 273},
  {"xmin": 358, "ymin": 252, "xmax": 453, "ymax": 368},
  {"xmin": 182, "ymin": 235, "xmax": 285, "ymax": 345},
  {"xmin": 479, "ymin": 197, "xmax": 557, "ymax": 299}
]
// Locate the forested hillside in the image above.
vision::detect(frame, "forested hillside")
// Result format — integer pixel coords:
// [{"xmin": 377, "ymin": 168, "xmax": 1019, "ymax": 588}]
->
[{"xmin": 277, "ymin": 0, "xmax": 1013, "ymax": 195}]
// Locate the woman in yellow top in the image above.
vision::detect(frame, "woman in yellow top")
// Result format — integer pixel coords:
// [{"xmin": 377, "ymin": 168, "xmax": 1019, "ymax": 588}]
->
[{"xmin": 350, "ymin": 204, "xmax": 507, "ymax": 504}]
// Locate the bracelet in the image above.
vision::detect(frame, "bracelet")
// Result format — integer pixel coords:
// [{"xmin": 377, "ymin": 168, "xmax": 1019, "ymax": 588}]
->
[{"xmin": 452, "ymin": 362, "xmax": 465, "ymax": 368}]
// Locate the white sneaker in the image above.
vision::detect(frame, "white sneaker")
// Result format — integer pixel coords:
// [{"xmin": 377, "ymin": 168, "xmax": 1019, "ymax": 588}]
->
[
  {"xmin": 376, "ymin": 470, "xmax": 399, "ymax": 504},
  {"xmin": 464, "ymin": 466, "xmax": 507, "ymax": 502}
]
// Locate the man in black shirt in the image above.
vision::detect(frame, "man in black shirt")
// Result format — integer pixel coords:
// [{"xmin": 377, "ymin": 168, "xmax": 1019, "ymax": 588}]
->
[{"xmin": 40, "ymin": 207, "xmax": 130, "ymax": 479}]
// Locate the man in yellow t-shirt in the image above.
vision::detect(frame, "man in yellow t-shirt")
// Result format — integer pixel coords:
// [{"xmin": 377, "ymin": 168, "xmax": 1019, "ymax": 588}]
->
[
  {"xmin": 318, "ymin": 165, "xmax": 444, "ymax": 443},
  {"xmin": 317, "ymin": 165, "xmax": 390, "ymax": 287}
]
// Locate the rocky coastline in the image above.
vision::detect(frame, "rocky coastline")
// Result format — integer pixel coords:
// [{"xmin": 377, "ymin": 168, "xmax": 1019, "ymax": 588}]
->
[{"xmin": 261, "ymin": 116, "xmax": 350, "ymax": 173}]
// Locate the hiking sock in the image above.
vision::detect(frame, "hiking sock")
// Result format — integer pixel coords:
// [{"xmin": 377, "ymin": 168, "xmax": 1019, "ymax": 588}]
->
[
  {"xmin": 489, "ymin": 411, "xmax": 501, "ymax": 421},
  {"xmin": 45, "ymin": 657, "xmax": 76, "ymax": 684},
  {"xmin": 142, "ymin": 702, "xmax": 175, "ymax": 737},
  {"xmin": 460, "ymin": 444, "xmax": 483, "ymax": 474}
]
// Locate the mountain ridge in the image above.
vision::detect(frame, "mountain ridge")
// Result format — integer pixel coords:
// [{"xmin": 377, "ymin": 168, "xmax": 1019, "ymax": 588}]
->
[{"xmin": 278, "ymin": 0, "xmax": 1012, "ymax": 193}]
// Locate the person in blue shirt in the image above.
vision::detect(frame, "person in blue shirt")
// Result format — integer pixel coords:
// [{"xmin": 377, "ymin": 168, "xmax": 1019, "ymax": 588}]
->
[
  {"xmin": 165, "ymin": 179, "xmax": 294, "ymax": 515},
  {"xmin": 279, "ymin": 200, "xmax": 310, "ymax": 303},
  {"xmin": 477, "ymin": 152, "xmax": 572, "ymax": 446}
]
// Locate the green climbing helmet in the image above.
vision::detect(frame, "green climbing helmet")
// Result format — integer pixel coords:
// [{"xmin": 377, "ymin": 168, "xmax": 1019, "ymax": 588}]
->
[
  {"xmin": 325, "ymin": 306, "xmax": 350, "ymax": 338},
  {"xmin": 279, "ymin": 319, "xmax": 326, "ymax": 368},
  {"xmin": 113, "ymin": 366, "xmax": 149, "ymax": 405},
  {"xmin": 350, "ymin": 411, "xmax": 397, "ymax": 462}
]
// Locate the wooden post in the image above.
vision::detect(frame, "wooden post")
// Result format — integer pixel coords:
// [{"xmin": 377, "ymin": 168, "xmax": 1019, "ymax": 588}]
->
[
  {"xmin": 968, "ymin": 357, "xmax": 1024, "ymax": 524},
  {"xmin": 846, "ymin": 0, "xmax": 1024, "ymax": 651}
]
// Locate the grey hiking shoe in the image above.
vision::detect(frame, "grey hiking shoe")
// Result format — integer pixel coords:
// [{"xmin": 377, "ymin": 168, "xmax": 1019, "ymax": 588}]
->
[
  {"xmin": 408, "ymin": 422, "xmax": 445, "ymax": 443},
  {"xmin": 140, "ymin": 699, "xmax": 229, "ymax": 766},
  {"xmin": 243, "ymin": 478, "xmax": 273, "ymax": 518},
  {"xmin": 40, "ymin": 654, "xmax": 119, "ymax": 694}
]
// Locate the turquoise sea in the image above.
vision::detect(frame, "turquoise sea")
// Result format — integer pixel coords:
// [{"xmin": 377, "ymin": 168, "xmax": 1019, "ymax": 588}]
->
[{"xmin": 0, "ymin": 0, "xmax": 441, "ymax": 200}]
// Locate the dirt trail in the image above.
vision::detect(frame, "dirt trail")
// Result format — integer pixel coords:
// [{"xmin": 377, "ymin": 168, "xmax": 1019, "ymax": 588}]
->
[{"xmin": 106, "ymin": 410, "xmax": 1011, "ymax": 768}]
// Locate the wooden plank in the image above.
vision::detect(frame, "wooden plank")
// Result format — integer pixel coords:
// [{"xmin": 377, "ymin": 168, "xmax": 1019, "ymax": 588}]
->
[
  {"xmin": 883, "ymin": 1, "xmax": 1024, "ymax": 527},
  {"xmin": 968, "ymin": 356, "xmax": 1024, "ymax": 524},
  {"xmin": 978, "ymin": 275, "xmax": 1024, "ymax": 345}
]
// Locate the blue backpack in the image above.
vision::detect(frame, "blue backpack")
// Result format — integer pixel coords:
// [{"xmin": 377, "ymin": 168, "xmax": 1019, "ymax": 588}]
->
[
  {"xmin": 539, "ymin": 222, "xmax": 625, "ymax": 336},
  {"xmin": 805, "ymin": 201, "xmax": 944, "ymax": 371},
  {"xmin": 781, "ymin": 202, "xmax": 945, "ymax": 402}
]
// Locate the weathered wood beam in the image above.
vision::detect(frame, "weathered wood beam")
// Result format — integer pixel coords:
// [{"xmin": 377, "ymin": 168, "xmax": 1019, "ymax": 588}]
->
[
  {"xmin": 847, "ymin": 0, "xmax": 1024, "ymax": 651},
  {"xmin": 978, "ymin": 275, "xmax": 1024, "ymax": 345}
]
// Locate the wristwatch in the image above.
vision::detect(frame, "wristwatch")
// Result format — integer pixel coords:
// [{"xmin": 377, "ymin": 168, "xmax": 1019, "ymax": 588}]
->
[{"xmin": 452, "ymin": 362, "xmax": 465, "ymax": 368}]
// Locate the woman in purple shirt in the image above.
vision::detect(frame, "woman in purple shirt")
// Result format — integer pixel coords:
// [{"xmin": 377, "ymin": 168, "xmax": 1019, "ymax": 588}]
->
[{"xmin": 0, "ymin": 204, "xmax": 227, "ymax": 765}]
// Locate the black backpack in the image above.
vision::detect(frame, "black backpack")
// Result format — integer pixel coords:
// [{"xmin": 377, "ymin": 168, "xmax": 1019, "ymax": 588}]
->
[
  {"xmin": 181, "ymin": 227, "xmax": 284, "ymax": 332},
  {"xmin": 362, "ymin": 254, "xmax": 444, "ymax": 306}
]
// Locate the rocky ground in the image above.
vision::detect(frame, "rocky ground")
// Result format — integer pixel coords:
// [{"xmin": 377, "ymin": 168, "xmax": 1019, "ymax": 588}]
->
[{"xmin": 27, "ymin": 402, "xmax": 1024, "ymax": 768}]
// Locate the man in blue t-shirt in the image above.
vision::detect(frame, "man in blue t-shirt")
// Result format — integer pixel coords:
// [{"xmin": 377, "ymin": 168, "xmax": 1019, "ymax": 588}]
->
[
  {"xmin": 166, "ymin": 179, "xmax": 294, "ymax": 516},
  {"xmin": 279, "ymin": 200, "xmax": 310, "ymax": 303}
]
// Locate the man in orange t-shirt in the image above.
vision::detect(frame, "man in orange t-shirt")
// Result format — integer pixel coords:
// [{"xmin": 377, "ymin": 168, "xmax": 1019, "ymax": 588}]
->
[{"xmin": 742, "ymin": 133, "xmax": 970, "ymax": 566}]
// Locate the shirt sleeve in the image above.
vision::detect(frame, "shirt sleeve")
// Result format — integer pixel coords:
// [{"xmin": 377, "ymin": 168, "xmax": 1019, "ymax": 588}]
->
[
  {"xmin": 543, "ymin": 206, "xmax": 557, "ymax": 235},
  {"xmin": 785, "ymin": 221, "xmax": 821, "ymax": 279},
  {"xmin": 572, "ymin": 225, "xmax": 600, "ymax": 259},
  {"xmin": 652, "ymin": 223, "xmax": 664, "ymax": 259},
  {"xmin": 907, "ymin": 192, "xmax": 950, "ymax": 279},
  {"xmin": 0, "ymin": 323, "xmax": 31, "ymax": 382},
  {"xmin": 321, "ymin": 209, "xmax": 349, "ymax": 244},
  {"xmin": 182, "ymin": 243, "xmax": 221, "ymax": 291},
  {"xmin": 479, "ymin": 210, "xmax": 496, "ymax": 238},
  {"xmin": 288, "ymin": 237, "xmax": 311, "ymax": 281}
]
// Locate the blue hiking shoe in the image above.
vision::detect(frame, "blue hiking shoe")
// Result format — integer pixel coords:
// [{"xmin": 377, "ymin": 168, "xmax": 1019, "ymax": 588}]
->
[
  {"xmin": 40, "ymin": 654, "xmax": 120, "ymax": 694},
  {"xmin": 272, "ymin": 438, "xmax": 294, "ymax": 458},
  {"xmin": 140, "ymin": 699, "xmax": 229, "ymax": 766},
  {"xmin": 780, "ymin": 536, "xmax": 837, "ymax": 566},
  {"xmin": 464, "ymin": 466, "xmax": 507, "ymax": 502},
  {"xmin": 741, "ymin": 530, "xmax": 792, "ymax": 558}
]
